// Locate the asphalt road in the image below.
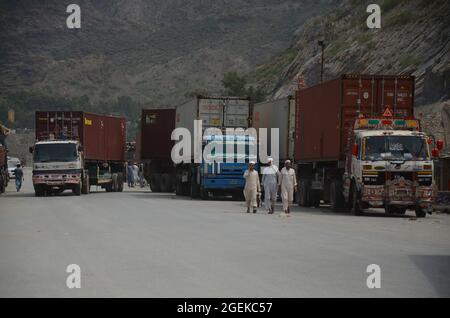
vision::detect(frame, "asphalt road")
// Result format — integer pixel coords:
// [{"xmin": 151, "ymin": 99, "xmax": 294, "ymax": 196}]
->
[{"xmin": 1, "ymin": 169, "xmax": 449, "ymax": 297}]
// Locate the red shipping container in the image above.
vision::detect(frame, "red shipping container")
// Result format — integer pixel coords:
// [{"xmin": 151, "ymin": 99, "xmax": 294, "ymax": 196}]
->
[
  {"xmin": 35, "ymin": 111, "xmax": 126, "ymax": 162},
  {"xmin": 295, "ymin": 74, "xmax": 415, "ymax": 162},
  {"xmin": 140, "ymin": 109, "xmax": 176, "ymax": 161}
]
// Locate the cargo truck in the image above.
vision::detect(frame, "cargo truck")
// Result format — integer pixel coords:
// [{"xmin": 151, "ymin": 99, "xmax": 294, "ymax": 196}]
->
[
  {"xmin": 30, "ymin": 111, "xmax": 126, "ymax": 196},
  {"xmin": 139, "ymin": 96, "xmax": 255, "ymax": 199},
  {"xmin": 295, "ymin": 74, "xmax": 438, "ymax": 217}
]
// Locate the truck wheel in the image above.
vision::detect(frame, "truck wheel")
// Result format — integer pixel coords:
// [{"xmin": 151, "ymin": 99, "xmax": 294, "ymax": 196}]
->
[
  {"xmin": 309, "ymin": 190, "xmax": 321, "ymax": 208},
  {"xmin": 160, "ymin": 173, "xmax": 172, "ymax": 192},
  {"xmin": 200, "ymin": 187, "xmax": 209, "ymax": 200},
  {"xmin": 415, "ymin": 207, "xmax": 426, "ymax": 218},
  {"xmin": 175, "ymin": 175, "xmax": 183, "ymax": 195},
  {"xmin": 111, "ymin": 173, "xmax": 118, "ymax": 192},
  {"xmin": 117, "ymin": 173, "xmax": 124, "ymax": 192},
  {"xmin": 298, "ymin": 180, "xmax": 311, "ymax": 207},
  {"xmin": 150, "ymin": 173, "xmax": 161, "ymax": 192},
  {"xmin": 81, "ymin": 174, "xmax": 90, "ymax": 194},
  {"xmin": 73, "ymin": 183, "xmax": 82, "ymax": 196},
  {"xmin": 330, "ymin": 181, "xmax": 344, "ymax": 212},
  {"xmin": 350, "ymin": 183, "xmax": 362, "ymax": 216},
  {"xmin": 0, "ymin": 174, "xmax": 4, "ymax": 193}
]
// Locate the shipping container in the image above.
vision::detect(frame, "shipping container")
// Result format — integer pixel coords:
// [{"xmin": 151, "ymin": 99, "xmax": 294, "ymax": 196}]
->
[
  {"xmin": 252, "ymin": 96, "xmax": 296, "ymax": 162},
  {"xmin": 176, "ymin": 96, "xmax": 251, "ymax": 137},
  {"xmin": 35, "ymin": 111, "xmax": 126, "ymax": 162},
  {"xmin": 140, "ymin": 109, "xmax": 176, "ymax": 161},
  {"xmin": 295, "ymin": 74, "xmax": 414, "ymax": 162}
]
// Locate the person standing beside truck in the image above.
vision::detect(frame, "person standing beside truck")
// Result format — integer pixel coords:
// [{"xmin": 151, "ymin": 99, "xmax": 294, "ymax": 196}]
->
[
  {"xmin": 127, "ymin": 162, "xmax": 135, "ymax": 188},
  {"xmin": 243, "ymin": 161, "xmax": 261, "ymax": 213},
  {"xmin": 262, "ymin": 158, "xmax": 279, "ymax": 214},
  {"xmin": 279, "ymin": 160, "xmax": 297, "ymax": 215},
  {"xmin": 13, "ymin": 164, "xmax": 24, "ymax": 192}
]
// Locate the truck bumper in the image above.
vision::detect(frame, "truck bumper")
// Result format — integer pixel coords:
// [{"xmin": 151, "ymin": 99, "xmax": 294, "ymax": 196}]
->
[
  {"xmin": 203, "ymin": 177, "xmax": 245, "ymax": 190},
  {"xmin": 361, "ymin": 184, "xmax": 436, "ymax": 209},
  {"xmin": 32, "ymin": 172, "xmax": 81, "ymax": 186}
]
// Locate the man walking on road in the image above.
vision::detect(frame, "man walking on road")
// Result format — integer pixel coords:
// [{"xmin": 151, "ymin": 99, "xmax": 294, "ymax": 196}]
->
[
  {"xmin": 279, "ymin": 160, "xmax": 297, "ymax": 215},
  {"xmin": 243, "ymin": 161, "xmax": 261, "ymax": 213},
  {"xmin": 13, "ymin": 164, "xmax": 24, "ymax": 192},
  {"xmin": 262, "ymin": 157, "xmax": 279, "ymax": 214}
]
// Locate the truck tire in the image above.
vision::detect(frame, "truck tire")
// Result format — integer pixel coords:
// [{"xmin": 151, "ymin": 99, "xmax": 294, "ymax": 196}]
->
[
  {"xmin": 150, "ymin": 173, "xmax": 161, "ymax": 192},
  {"xmin": 81, "ymin": 173, "xmax": 90, "ymax": 194},
  {"xmin": 200, "ymin": 187, "xmax": 209, "ymax": 200},
  {"xmin": 309, "ymin": 190, "xmax": 321, "ymax": 208},
  {"xmin": 350, "ymin": 183, "xmax": 362, "ymax": 216},
  {"xmin": 175, "ymin": 175, "xmax": 183, "ymax": 195},
  {"xmin": 298, "ymin": 180, "xmax": 311, "ymax": 207},
  {"xmin": 160, "ymin": 173, "xmax": 172, "ymax": 192},
  {"xmin": 34, "ymin": 185, "xmax": 45, "ymax": 197},
  {"xmin": 330, "ymin": 181, "xmax": 345, "ymax": 212},
  {"xmin": 111, "ymin": 173, "xmax": 118, "ymax": 192},
  {"xmin": 190, "ymin": 173, "xmax": 200, "ymax": 198},
  {"xmin": 73, "ymin": 182, "xmax": 82, "ymax": 196},
  {"xmin": 117, "ymin": 173, "xmax": 124, "ymax": 192},
  {"xmin": 0, "ymin": 174, "xmax": 4, "ymax": 194},
  {"xmin": 415, "ymin": 207, "xmax": 426, "ymax": 218}
]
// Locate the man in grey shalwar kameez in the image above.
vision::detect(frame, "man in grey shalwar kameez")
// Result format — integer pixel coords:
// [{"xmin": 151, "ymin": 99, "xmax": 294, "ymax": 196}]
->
[{"xmin": 262, "ymin": 158, "xmax": 279, "ymax": 214}]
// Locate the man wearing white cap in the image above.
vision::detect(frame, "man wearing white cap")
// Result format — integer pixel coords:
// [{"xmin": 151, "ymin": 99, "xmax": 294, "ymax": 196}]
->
[
  {"xmin": 262, "ymin": 157, "xmax": 279, "ymax": 214},
  {"xmin": 243, "ymin": 161, "xmax": 261, "ymax": 213},
  {"xmin": 279, "ymin": 160, "xmax": 297, "ymax": 215}
]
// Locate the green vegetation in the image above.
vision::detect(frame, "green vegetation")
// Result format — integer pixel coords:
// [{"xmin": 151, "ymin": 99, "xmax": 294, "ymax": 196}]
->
[
  {"xmin": 327, "ymin": 37, "xmax": 348, "ymax": 56},
  {"xmin": 356, "ymin": 32, "xmax": 372, "ymax": 45},
  {"xmin": 399, "ymin": 55, "xmax": 423, "ymax": 68},
  {"xmin": 246, "ymin": 47, "xmax": 297, "ymax": 90},
  {"xmin": 382, "ymin": 0, "xmax": 402, "ymax": 12},
  {"xmin": 221, "ymin": 72, "xmax": 266, "ymax": 103},
  {"xmin": 386, "ymin": 11, "xmax": 416, "ymax": 27}
]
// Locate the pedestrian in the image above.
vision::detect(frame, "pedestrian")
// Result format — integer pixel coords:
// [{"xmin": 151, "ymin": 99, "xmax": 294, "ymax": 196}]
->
[
  {"xmin": 133, "ymin": 162, "xmax": 139, "ymax": 186},
  {"xmin": 279, "ymin": 160, "xmax": 297, "ymax": 215},
  {"xmin": 13, "ymin": 163, "xmax": 24, "ymax": 192},
  {"xmin": 138, "ymin": 163, "xmax": 145, "ymax": 188},
  {"xmin": 127, "ymin": 162, "xmax": 135, "ymax": 188},
  {"xmin": 243, "ymin": 161, "xmax": 261, "ymax": 213},
  {"xmin": 262, "ymin": 157, "xmax": 279, "ymax": 214}
]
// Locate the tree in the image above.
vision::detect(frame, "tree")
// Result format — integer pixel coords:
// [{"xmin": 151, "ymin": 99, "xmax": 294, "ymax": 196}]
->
[{"xmin": 221, "ymin": 72, "xmax": 247, "ymax": 97}]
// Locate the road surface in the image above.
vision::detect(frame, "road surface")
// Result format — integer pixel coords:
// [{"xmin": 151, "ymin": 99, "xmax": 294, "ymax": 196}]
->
[{"xmin": 1, "ymin": 169, "xmax": 449, "ymax": 297}]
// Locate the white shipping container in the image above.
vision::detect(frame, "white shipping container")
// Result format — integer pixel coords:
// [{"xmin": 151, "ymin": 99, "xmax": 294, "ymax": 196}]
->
[{"xmin": 252, "ymin": 96, "xmax": 295, "ymax": 160}]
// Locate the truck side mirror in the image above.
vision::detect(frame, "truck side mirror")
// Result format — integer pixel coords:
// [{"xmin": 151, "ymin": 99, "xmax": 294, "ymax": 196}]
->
[
  {"xmin": 78, "ymin": 145, "xmax": 83, "ymax": 152},
  {"xmin": 436, "ymin": 139, "xmax": 444, "ymax": 151},
  {"xmin": 29, "ymin": 146, "xmax": 33, "ymax": 154},
  {"xmin": 352, "ymin": 144, "xmax": 359, "ymax": 157}
]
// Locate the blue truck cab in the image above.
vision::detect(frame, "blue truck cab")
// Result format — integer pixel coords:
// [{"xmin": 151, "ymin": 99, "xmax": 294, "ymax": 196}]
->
[{"xmin": 196, "ymin": 134, "xmax": 258, "ymax": 200}]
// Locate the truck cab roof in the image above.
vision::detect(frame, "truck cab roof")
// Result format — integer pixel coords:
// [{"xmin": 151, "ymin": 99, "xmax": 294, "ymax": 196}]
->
[{"xmin": 35, "ymin": 140, "xmax": 79, "ymax": 145}]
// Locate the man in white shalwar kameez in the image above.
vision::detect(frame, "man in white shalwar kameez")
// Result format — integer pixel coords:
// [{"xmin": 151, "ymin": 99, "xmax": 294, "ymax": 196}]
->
[
  {"xmin": 243, "ymin": 161, "xmax": 261, "ymax": 213},
  {"xmin": 279, "ymin": 160, "xmax": 297, "ymax": 215},
  {"xmin": 262, "ymin": 158, "xmax": 279, "ymax": 214}
]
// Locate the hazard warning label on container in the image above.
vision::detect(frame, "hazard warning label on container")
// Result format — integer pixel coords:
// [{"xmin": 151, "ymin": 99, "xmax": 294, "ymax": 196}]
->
[{"xmin": 382, "ymin": 107, "xmax": 393, "ymax": 117}]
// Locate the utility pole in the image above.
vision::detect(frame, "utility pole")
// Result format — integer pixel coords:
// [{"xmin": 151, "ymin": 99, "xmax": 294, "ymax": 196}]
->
[{"xmin": 317, "ymin": 40, "xmax": 326, "ymax": 82}]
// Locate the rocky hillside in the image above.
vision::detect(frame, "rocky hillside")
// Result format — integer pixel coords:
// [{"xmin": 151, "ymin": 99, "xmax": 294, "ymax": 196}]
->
[
  {"xmin": 251, "ymin": 0, "xmax": 449, "ymax": 106},
  {"xmin": 0, "ymin": 0, "xmax": 338, "ymax": 106}
]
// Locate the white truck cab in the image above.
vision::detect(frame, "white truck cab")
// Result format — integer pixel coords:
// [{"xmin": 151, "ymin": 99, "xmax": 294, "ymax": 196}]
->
[
  {"xmin": 31, "ymin": 140, "xmax": 84, "ymax": 196},
  {"xmin": 344, "ymin": 117, "xmax": 436, "ymax": 217}
]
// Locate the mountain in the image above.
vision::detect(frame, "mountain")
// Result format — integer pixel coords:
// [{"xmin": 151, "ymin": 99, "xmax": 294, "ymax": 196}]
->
[
  {"xmin": 250, "ymin": 0, "xmax": 449, "ymax": 106},
  {"xmin": 0, "ymin": 0, "xmax": 339, "ymax": 106}
]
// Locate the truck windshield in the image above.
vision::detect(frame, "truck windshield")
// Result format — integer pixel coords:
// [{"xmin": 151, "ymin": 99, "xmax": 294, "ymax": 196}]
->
[
  {"xmin": 363, "ymin": 136, "xmax": 429, "ymax": 161},
  {"xmin": 33, "ymin": 144, "xmax": 78, "ymax": 163},
  {"xmin": 204, "ymin": 140, "xmax": 257, "ymax": 162}
]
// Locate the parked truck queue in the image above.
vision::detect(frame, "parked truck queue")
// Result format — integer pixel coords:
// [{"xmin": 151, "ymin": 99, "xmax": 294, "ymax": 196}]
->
[{"xmin": 2, "ymin": 74, "xmax": 442, "ymax": 218}]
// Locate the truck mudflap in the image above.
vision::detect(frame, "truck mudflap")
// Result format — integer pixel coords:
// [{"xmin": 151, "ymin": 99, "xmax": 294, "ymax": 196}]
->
[
  {"xmin": 32, "ymin": 172, "xmax": 81, "ymax": 186},
  {"xmin": 361, "ymin": 184, "xmax": 437, "ymax": 208}
]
